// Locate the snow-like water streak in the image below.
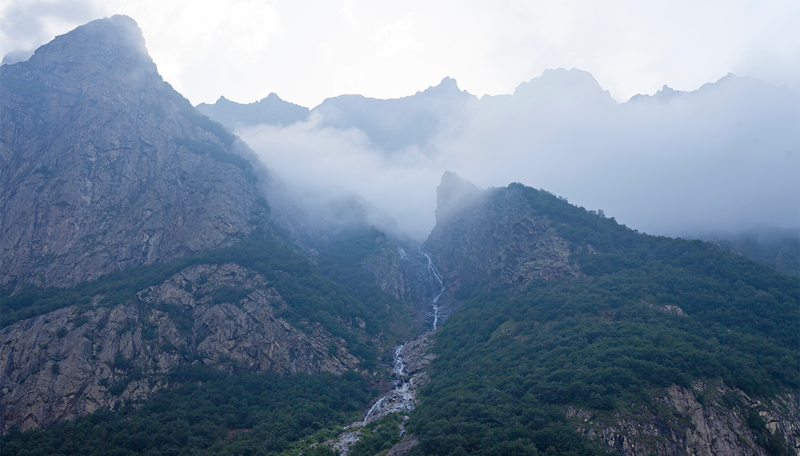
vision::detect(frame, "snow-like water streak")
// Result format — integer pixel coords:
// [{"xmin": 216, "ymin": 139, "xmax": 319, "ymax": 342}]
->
[
  {"xmin": 363, "ymin": 341, "xmax": 413, "ymax": 424},
  {"xmin": 392, "ymin": 342, "xmax": 407, "ymax": 377},
  {"xmin": 422, "ymin": 252, "xmax": 445, "ymax": 331}
]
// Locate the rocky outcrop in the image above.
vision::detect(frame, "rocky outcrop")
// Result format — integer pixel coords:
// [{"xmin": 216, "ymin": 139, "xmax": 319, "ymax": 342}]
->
[
  {"xmin": 0, "ymin": 263, "xmax": 359, "ymax": 433},
  {"xmin": 567, "ymin": 381, "xmax": 800, "ymax": 456},
  {"xmin": 0, "ymin": 15, "xmax": 263, "ymax": 288},
  {"xmin": 423, "ymin": 172, "xmax": 582, "ymax": 294},
  {"xmin": 361, "ymin": 236, "xmax": 409, "ymax": 302}
]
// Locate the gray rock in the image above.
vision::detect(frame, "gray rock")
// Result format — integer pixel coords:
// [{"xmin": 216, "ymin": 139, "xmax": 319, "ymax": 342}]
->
[
  {"xmin": 0, "ymin": 263, "xmax": 359, "ymax": 432},
  {"xmin": 0, "ymin": 15, "xmax": 263, "ymax": 288},
  {"xmin": 568, "ymin": 381, "xmax": 800, "ymax": 456},
  {"xmin": 423, "ymin": 172, "xmax": 582, "ymax": 294}
]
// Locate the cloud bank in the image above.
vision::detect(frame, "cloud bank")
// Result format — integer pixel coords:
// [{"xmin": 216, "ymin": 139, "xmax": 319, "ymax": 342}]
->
[
  {"xmin": 239, "ymin": 69, "xmax": 799, "ymax": 241},
  {"xmin": 2, "ymin": 1, "xmax": 797, "ymax": 106}
]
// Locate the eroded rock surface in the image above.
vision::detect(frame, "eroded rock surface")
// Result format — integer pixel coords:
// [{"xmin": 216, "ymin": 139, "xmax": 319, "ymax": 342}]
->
[
  {"xmin": 0, "ymin": 15, "xmax": 262, "ymax": 288},
  {"xmin": 0, "ymin": 263, "xmax": 358, "ymax": 432},
  {"xmin": 568, "ymin": 381, "xmax": 800, "ymax": 456},
  {"xmin": 424, "ymin": 172, "xmax": 582, "ymax": 294}
]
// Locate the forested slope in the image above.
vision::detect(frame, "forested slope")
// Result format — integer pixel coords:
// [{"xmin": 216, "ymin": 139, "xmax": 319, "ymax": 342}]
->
[{"xmin": 405, "ymin": 175, "xmax": 799, "ymax": 456}]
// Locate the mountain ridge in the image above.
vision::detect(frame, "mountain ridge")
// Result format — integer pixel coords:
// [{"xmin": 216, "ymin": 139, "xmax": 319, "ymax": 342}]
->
[{"xmin": 0, "ymin": 15, "xmax": 798, "ymax": 456}]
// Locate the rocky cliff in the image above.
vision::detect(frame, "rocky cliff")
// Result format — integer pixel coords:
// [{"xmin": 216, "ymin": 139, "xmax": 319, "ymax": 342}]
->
[
  {"xmin": 0, "ymin": 15, "xmax": 264, "ymax": 288},
  {"xmin": 568, "ymin": 381, "xmax": 800, "ymax": 456},
  {"xmin": 0, "ymin": 262, "xmax": 359, "ymax": 433},
  {"xmin": 423, "ymin": 171, "xmax": 582, "ymax": 294}
]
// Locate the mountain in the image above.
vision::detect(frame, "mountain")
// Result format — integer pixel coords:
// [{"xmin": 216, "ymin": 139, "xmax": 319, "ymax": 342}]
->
[
  {"xmin": 311, "ymin": 77, "xmax": 477, "ymax": 151},
  {"xmin": 0, "ymin": 15, "xmax": 264, "ymax": 288},
  {"xmin": 195, "ymin": 93, "xmax": 309, "ymax": 131},
  {"xmin": 481, "ymin": 67, "xmax": 618, "ymax": 112},
  {"xmin": 627, "ymin": 84, "xmax": 684, "ymax": 103},
  {"xmin": 0, "ymin": 16, "xmax": 422, "ymax": 439},
  {"xmin": 710, "ymin": 227, "xmax": 800, "ymax": 276},
  {"xmin": 409, "ymin": 173, "xmax": 800, "ymax": 456},
  {"xmin": 199, "ymin": 76, "xmax": 478, "ymax": 151},
  {"xmin": 1, "ymin": 15, "xmax": 799, "ymax": 456}
]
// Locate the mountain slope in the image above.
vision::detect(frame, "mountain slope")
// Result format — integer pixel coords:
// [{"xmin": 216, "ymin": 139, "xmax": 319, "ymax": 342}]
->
[
  {"xmin": 405, "ymin": 173, "xmax": 800, "ymax": 456},
  {"xmin": 0, "ymin": 16, "xmax": 421, "ymax": 438},
  {"xmin": 0, "ymin": 15, "xmax": 263, "ymax": 288}
]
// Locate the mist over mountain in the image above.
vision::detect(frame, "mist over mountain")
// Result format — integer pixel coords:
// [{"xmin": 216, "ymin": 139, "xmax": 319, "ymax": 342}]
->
[
  {"xmin": 1, "ymin": 16, "xmax": 798, "ymax": 456},
  {"xmin": 195, "ymin": 93, "xmax": 309, "ymax": 131},
  {"xmin": 219, "ymin": 68, "xmax": 798, "ymax": 243}
]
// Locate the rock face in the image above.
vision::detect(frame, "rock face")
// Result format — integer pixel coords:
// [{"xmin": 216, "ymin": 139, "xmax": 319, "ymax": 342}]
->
[
  {"xmin": 0, "ymin": 263, "xmax": 359, "ymax": 433},
  {"xmin": 0, "ymin": 15, "xmax": 263, "ymax": 288},
  {"xmin": 568, "ymin": 381, "xmax": 800, "ymax": 456},
  {"xmin": 423, "ymin": 172, "xmax": 582, "ymax": 294}
]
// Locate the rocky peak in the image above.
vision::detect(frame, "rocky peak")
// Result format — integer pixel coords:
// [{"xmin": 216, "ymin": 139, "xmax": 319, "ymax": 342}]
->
[
  {"xmin": 512, "ymin": 67, "xmax": 617, "ymax": 108},
  {"xmin": 0, "ymin": 16, "xmax": 263, "ymax": 288},
  {"xmin": 416, "ymin": 76, "xmax": 473, "ymax": 101},
  {"xmin": 627, "ymin": 84, "xmax": 685, "ymax": 104},
  {"xmin": 11, "ymin": 15, "xmax": 156, "ymax": 91},
  {"xmin": 424, "ymin": 173, "xmax": 582, "ymax": 294},
  {"xmin": 434, "ymin": 171, "xmax": 483, "ymax": 224},
  {"xmin": 196, "ymin": 91, "xmax": 310, "ymax": 130}
]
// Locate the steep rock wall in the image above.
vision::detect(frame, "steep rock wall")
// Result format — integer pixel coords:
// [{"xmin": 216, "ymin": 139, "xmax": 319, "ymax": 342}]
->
[
  {"xmin": 423, "ymin": 172, "xmax": 582, "ymax": 294},
  {"xmin": 0, "ymin": 263, "xmax": 359, "ymax": 433},
  {"xmin": 568, "ymin": 382, "xmax": 800, "ymax": 456},
  {"xmin": 0, "ymin": 15, "xmax": 262, "ymax": 288}
]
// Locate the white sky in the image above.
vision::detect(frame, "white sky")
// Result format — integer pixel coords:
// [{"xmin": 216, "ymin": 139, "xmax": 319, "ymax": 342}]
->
[{"xmin": 1, "ymin": 0, "xmax": 798, "ymax": 108}]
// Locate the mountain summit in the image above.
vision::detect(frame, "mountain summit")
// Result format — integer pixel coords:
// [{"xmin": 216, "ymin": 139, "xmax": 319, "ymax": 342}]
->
[{"xmin": 0, "ymin": 15, "xmax": 265, "ymax": 287}]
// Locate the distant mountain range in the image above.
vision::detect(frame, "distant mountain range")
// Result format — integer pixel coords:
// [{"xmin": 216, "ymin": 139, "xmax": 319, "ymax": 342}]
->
[{"xmin": 197, "ymin": 64, "xmax": 799, "ymax": 270}]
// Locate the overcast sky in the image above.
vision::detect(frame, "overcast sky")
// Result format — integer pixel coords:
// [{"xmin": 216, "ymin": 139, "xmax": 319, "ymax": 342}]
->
[{"xmin": 1, "ymin": 0, "xmax": 798, "ymax": 107}]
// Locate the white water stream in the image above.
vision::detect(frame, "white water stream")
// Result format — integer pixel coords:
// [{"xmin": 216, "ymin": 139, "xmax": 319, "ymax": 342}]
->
[
  {"xmin": 360, "ymin": 251, "xmax": 445, "ymax": 424},
  {"xmin": 363, "ymin": 341, "xmax": 413, "ymax": 424},
  {"xmin": 335, "ymin": 251, "xmax": 446, "ymax": 453},
  {"xmin": 422, "ymin": 252, "xmax": 445, "ymax": 331}
]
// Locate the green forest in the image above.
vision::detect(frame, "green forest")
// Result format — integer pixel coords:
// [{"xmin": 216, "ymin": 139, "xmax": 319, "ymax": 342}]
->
[
  {"xmin": 1, "ymin": 185, "xmax": 798, "ymax": 456},
  {"xmin": 1, "ymin": 368, "xmax": 372, "ymax": 455},
  {"xmin": 0, "ymin": 226, "xmax": 414, "ymax": 366},
  {"xmin": 403, "ymin": 185, "xmax": 798, "ymax": 455}
]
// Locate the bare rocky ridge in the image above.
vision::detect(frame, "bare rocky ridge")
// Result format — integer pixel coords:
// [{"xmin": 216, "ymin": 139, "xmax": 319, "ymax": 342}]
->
[
  {"xmin": 0, "ymin": 15, "xmax": 263, "ymax": 288},
  {"xmin": 0, "ymin": 263, "xmax": 358, "ymax": 433},
  {"xmin": 424, "ymin": 171, "xmax": 582, "ymax": 294}
]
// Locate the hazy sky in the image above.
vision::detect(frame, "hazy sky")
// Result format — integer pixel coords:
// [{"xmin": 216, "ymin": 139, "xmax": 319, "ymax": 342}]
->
[{"xmin": 1, "ymin": 0, "xmax": 798, "ymax": 107}]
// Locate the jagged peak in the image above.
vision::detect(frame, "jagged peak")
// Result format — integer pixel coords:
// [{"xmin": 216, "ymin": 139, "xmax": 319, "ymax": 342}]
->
[
  {"xmin": 416, "ymin": 76, "xmax": 474, "ymax": 100},
  {"xmin": 435, "ymin": 171, "xmax": 483, "ymax": 222},
  {"xmin": 627, "ymin": 84, "xmax": 685, "ymax": 103}
]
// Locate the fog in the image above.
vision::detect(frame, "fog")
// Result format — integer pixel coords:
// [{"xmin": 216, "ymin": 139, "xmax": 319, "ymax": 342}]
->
[{"xmin": 237, "ymin": 68, "xmax": 799, "ymax": 242}]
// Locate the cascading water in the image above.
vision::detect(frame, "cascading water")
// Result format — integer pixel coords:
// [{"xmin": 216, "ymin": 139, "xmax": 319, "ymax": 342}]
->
[
  {"xmin": 359, "ymin": 249, "xmax": 445, "ymax": 424},
  {"xmin": 422, "ymin": 252, "xmax": 445, "ymax": 331},
  {"xmin": 363, "ymin": 341, "xmax": 413, "ymax": 424}
]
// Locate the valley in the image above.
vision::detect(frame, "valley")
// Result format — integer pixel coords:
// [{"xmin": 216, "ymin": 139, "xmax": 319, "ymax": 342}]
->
[{"xmin": 0, "ymin": 15, "xmax": 798, "ymax": 456}]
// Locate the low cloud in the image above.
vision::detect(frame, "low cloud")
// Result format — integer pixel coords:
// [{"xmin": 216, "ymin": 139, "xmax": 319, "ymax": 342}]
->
[{"xmin": 241, "ymin": 70, "xmax": 798, "ymax": 242}]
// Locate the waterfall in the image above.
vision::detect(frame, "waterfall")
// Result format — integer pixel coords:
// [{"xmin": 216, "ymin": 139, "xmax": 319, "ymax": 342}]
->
[
  {"xmin": 363, "ymin": 341, "xmax": 413, "ymax": 424},
  {"xmin": 422, "ymin": 252, "xmax": 445, "ymax": 331},
  {"xmin": 392, "ymin": 342, "xmax": 408, "ymax": 377}
]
